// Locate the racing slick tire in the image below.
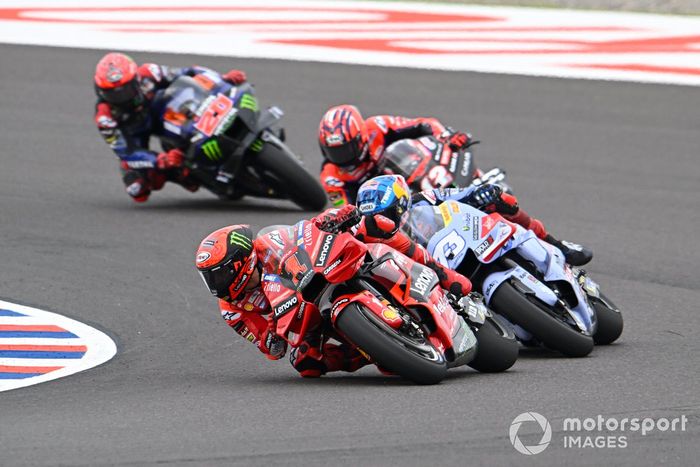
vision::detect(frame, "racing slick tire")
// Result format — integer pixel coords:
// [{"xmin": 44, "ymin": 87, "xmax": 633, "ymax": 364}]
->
[
  {"xmin": 490, "ymin": 282, "xmax": 594, "ymax": 358},
  {"xmin": 253, "ymin": 136, "xmax": 327, "ymax": 211},
  {"xmin": 468, "ymin": 318, "xmax": 519, "ymax": 373},
  {"xmin": 335, "ymin": 303, "xmax": 447, "ymax": 385},
  {"xmin": 590, "ymin": 292, "xmax": 623, "ymax": 345}
]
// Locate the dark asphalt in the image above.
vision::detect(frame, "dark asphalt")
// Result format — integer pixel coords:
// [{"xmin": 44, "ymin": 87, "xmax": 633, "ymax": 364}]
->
[{"xmin": 0, "ymin": 44, "xmax": 698, "ymax": 466}]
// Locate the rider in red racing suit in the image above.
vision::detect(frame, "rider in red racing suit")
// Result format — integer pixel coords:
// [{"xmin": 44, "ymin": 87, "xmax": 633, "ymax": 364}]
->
[
  {"xmin": 94, "ymin": 52, "xmax": 248, "ymax": 202},
  {"xmin": 318, "ymin": 104, "xmax": 475, "ymax": 206},
  {"xmin": 195, "ymin": 212, "xmax": 472, "ymax": 378}
]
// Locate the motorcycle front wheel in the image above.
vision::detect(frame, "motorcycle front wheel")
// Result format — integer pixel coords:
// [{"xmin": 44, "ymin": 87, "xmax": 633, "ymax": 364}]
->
[
  {"xmin": 590, "ymin": 292, "xmax": 623, "ymax": 345},
  {"xmin": 335, "ymin": 303, "xmax": 447, "ymax": 385},
  {"xmin": 252, "ymin": 137, "xmax": 328, "ymax": 211},
  {"xmin": 467, "ymin": 317, "xmax": 519, "ymax": 373},
  {"xmin": 490, "ymin": 282, "xmax": 594, "ymax": 358}
]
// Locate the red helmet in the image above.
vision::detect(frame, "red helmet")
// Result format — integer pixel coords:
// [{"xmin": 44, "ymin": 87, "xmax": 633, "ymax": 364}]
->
[
  {"xmin": 318, "ymin": 104, "xmax": 369, "ymax": 167},
  {"xmin": 195, "ymin": 225, "xmax": 258, "ymax": 301},
  {"xmin": 94, "ymin": 53, "xmax": 143, "ymax": 108}
]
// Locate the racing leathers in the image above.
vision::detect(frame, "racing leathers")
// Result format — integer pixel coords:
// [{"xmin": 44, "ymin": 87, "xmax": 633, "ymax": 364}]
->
[
  {"xmin": 217, "ymin": 207, "xmax": 472, "ymax": 378},
  {"xmin": 320, "ymin": 115, "xmax": 471, "ymax": 206},
  {"xmin": 94, "ymin": 64, "xmax": 247, "ymax": 202}
]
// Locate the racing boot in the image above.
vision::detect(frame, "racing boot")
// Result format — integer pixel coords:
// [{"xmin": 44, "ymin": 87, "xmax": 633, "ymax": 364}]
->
[{"xmin": 544, "ymin": 234, "xmax": 593, "ymax": 266}]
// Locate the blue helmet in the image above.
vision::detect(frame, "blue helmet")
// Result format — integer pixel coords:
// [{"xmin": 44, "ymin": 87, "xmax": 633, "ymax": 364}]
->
[{"xmin": 356, "ymin": 175, "xmax": 411, "ymax": 234}]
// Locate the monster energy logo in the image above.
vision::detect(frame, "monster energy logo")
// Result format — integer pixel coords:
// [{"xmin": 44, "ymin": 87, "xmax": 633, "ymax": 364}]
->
[
  {"xmin": 201, "ymin": 140, "xmax": 223, "ymax": 161},
  {"xmin": 229, "ymin": 231, "xmax": 252, "ymax": 250},
  {"xmin": 239, "ymin": 94, "xmax": 258, "ymax": 112},
  {"xmin": 250, "ymin": 139, "xmax": 264, "ymax": 152}
]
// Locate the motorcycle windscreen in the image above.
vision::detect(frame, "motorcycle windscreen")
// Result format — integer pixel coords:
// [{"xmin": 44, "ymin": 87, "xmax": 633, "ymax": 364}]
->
[
  {"xmin": 405, "ymin": 205, "xmax": 446, "ymax": 246},
  {"xmin": 162, "ymin": 76, "xmax": 209, "ymax": 119},
  {"xmin": 381, "ymin": 141, "xmax": 429, "ymax": 183}
]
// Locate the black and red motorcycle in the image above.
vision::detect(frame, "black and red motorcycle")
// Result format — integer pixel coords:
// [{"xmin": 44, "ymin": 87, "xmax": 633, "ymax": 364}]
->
[
  {"xmin": 379, "ymin": 135, "xmax": 510, "ymax": 193},
  {"xmin": 256, "ymin": 218, "xmax": 518, "ymax": 384}
]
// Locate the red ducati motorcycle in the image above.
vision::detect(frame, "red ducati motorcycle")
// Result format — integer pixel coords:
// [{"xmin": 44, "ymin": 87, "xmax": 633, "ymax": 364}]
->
[{"xmin": 257, "ymin": 219, "xmax": 518, "ymax": 384}]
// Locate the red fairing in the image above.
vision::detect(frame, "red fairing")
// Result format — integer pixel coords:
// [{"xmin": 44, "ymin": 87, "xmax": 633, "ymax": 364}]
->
[
  {"xmin": 310, "ymin": 232, "xmax": 367, "ymax": 284},
  {"xmin": 341, "ymin": 243, "xmax": 460, "ymax": 354}
]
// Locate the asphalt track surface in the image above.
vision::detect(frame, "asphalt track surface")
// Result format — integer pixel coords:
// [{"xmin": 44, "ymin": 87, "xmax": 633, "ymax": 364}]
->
[{"xmin": 0, "ymin": 44, "xmax": 698, "ymax": 466}]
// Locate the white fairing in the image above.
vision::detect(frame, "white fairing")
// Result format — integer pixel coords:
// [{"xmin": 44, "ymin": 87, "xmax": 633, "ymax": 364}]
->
[{"xmin": 410, "ymin": 201, "xmax": 596, "ymax": 335}]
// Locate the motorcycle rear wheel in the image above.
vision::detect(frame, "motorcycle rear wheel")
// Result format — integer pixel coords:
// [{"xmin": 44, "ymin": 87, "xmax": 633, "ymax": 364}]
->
[
  {"xmin": 335, "ymin": 303, "xmax": 447, "ymax": 385},
  {"xmin": 490, "ymin": 282, "xmax": 594, "ymax": 357}
]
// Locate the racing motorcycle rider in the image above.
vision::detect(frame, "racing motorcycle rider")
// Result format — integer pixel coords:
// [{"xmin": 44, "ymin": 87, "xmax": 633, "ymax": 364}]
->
[
  {"xmin": 318, "ymin": 104, "xmax": 475, "ymax": 206},
  {"xmin": 94, "ymin": 52, "xmax": 248, "ymax": 202},
  {"xmin": 195, "ymin": 217, "xmax": 472, "ymax": 378},
  {"xmin": 357, "ymin": 175, "xmax": 593, "ymax": 267}
]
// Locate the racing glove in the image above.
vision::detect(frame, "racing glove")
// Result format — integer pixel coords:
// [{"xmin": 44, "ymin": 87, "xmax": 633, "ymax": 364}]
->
[
  {"xmin": 440, "ymin": 128, "xmax": 474, "ymax": 151},
  {"xmin": 314, "ymin": 205, "xmax": 362, "ymax": 234},
  {"xmin": 222, "ymin": 69, "xmax": 247, "ymax": 85},
  {"xmin": 355, "ymin": 215, "xmax": 399, "ymax": 241},
  {"xmin": 259, "ymin": 327, "xmax": 287, "ymax": 360},
  {"xmin": 156, "ymin": 148, "xmax": 184, "ymax": 170}
]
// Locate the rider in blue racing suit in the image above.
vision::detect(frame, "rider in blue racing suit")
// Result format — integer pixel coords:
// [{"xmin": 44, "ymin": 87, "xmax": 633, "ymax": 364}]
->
[{"xmin": 93, "ymin": 52, "xmax": 248, "ymax": 202}]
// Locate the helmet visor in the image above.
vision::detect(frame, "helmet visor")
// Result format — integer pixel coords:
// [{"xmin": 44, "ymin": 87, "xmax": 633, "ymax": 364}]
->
[
  {"xmin": 98, "ymin": 78, "xmax": 142, "ymax": 106},
  {"xmin": 198, "ymin": 259, "xmax": 238, "ymax": 298},
  {"xmin": 322, "ymin": 135, "xmax": 367, "ymax": 167}
]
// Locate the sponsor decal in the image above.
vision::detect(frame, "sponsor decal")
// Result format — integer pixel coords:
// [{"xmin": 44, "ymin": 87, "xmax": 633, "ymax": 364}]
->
[
  {"xmin": 439, "ymin": 203, "xmax": 453, "ymax": 225},
  {"xmin": 325, "ymin": 176, "xmax": 344, "ymax": 188},
  {"xmin": 460, "ymin": 152, "xmax": 472, "ymax": 177},
  {"xmin": 449, "ymin": 153, "xmax": 458, "ymax": 173},
  {"xmin": 331, "ymin": 298, "xmax": 350, "ymax": 318},
  {"xmin": 274, "ymin": 295, "xmax": 298, "ymax": 318},
  {"xmin": 485, "ymin": 281, "xmax": 497, "ymax": 297},
  {"xmin": 323, "ymin": 258, "xmax": 342, "ymax": 275},
  {"xmin": 325, "ymin": 134, "xmax": 344, "ymax": 146},
  {"xmin": 482, "ymin": 216, "xmax": 496, "ymax": 232},
  {"xmin": 126, "ymin": 160, "xmax": 154, "ymax": 169},
  {"xmin": 243, "ymin": 303, "xmax": 254, "ymax": 312},
  {"xmin": 296, "ymin": 301, "xmax": 307, "ymax": 320},
  {"xmin": 201, "ymin": 139, "xmax": 222, "ymax": 162},
  {"xmin": 303, "ymin": 223, "xmax": 313, "ymax": 247},
  {"xmin": 358, "ymin": 202, "xmax": 376, "ymax": 213},
  {"xmin": 382, "ymin": 308, "xmax": 401, "ymax": 322},
  {"xmin": 268, "ymin": 231, "xmax": 285, "ymax": 249},
  {"xmin": 314, "ymin": 234, "xmax": 335, "ymax": 267},
  {"xmin": 229, "ymin": 231, "xmax": 252, "ymax": 250},
  {"xmin": 196, "ymin": 251, "xmax": 211, "ymax": 264},
  {"xmin": 472, "ymin": 215, "xmax": 480, "ymax": 240},
  {"xmin": 411, "ymin": 268, "xmax": 435, "ymax": 296},
  {"xmin": 262, "ymin": 273, "xmax": 280, "ymax": 283},
  {"xmin": 380, "ymin": 188, "xmax": 393, "ymax": 206},
  {"xmin": 264, "ymin": 282, "xmax": 281, "ymax": 293},
  {"xmin": 435, "ymin": 293, "xmax": 450, "ymax": 314},
  {"xmin": 239, "ymin": 94, "xmax": 258, "ymax": 112},
  {"xmin": 449, "ymin": 201, "xmax": 460, "ymax": 213},
  {"xmin": 232, "ymin": 273, "xmax": 248, "ymax": 292},
  {"xmin": 474, "ymin": 236, "xmax": 494, "ymax": 256}
]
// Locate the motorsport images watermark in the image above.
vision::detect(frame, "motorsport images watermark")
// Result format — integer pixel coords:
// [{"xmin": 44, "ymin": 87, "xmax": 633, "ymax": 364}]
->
[{"xmin": 509, "ymin": 411, "xmax": 688, "ymax": 455}]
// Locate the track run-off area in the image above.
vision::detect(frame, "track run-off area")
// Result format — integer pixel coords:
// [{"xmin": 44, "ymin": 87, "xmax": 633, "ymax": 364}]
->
[{"xmin": 0, "ymin": 1, "xmax": 698, "ymax": 465}]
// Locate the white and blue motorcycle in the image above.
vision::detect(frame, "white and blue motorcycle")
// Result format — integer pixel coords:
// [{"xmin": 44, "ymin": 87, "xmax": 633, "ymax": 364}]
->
[{"xmin": 407, "ymin": 201, "xmax": 623, "ymax": 357}]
